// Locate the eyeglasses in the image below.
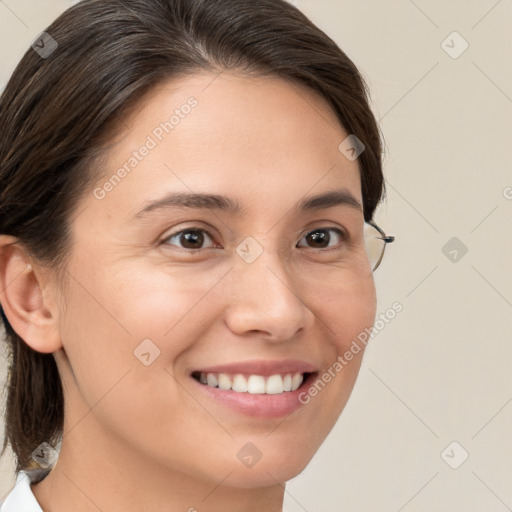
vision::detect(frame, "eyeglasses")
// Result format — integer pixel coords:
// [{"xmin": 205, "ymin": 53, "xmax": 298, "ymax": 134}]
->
[{"xmin": 364, "ymin": 220, "xmax": 395, "ymax": 272}]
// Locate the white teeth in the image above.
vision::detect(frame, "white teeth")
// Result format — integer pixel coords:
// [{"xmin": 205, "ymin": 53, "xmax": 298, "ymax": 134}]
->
[
  {"xmin": 232, "ymin": 374, "xmax": 248, "ymax": 392},
  {"xmin": 206, "ymin": 373, "xmax": 218, "ymax": 387},
  {"xmin": 291, "ymin": 373, "xmax": 303, "ymax": 391},
  {"xmin": 197, "ymin": 371, "xmax": 306, "ymax": 394},
  {"xmin": 266, "ymin": 374, "xmax": 284, "ymax": 394},
  {"xmin": 218, "ymin": 373, "xmax": 232, "ymax": 390},
  {"xmin": 247, "ymin": 375, "xmax": 266, "ymax": 394}
]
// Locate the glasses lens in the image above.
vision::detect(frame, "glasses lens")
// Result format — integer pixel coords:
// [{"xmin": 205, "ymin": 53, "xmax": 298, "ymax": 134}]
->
[{"xmin": 364, "ymin": 222, "xmax": 385, "ymax": 271}]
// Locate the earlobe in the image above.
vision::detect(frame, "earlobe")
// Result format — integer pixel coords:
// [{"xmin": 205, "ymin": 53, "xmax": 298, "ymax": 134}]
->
[{"xmin": 0, "ymin": 235, "xmax": 62, "ymax": 354}]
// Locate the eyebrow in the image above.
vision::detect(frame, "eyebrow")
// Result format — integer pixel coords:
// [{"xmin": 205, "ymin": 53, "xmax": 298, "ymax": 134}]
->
[{"xmin": 132, "ymin": 188, "xmax": 362, "ymax": 219}]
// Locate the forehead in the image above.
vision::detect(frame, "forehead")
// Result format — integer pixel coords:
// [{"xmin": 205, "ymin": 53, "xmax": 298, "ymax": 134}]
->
[{"xmin": 87, "ymin": 71, "xmax": 363, "ymax": 222}]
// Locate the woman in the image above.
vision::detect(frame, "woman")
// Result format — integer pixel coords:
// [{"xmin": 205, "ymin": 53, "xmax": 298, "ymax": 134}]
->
[{"xmin": 0, "ymin": 0, "xmax": 394, "ymax": 510}]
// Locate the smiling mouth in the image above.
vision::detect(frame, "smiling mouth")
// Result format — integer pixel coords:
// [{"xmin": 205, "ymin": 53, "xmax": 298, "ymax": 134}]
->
[{"xmin": 191, "ymin": 371, "xmax": 316, "ymax": 395}]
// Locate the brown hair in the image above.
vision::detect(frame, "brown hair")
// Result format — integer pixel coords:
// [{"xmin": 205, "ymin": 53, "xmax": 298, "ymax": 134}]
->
[{"xmin": 0, "ymin": 0, "xmax": 386, "ymax": 473}]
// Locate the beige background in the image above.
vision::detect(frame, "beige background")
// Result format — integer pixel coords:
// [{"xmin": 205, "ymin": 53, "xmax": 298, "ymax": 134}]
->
[{"xmin": 1, "ymin": 0, "xmax": 511, "ymax": 510}]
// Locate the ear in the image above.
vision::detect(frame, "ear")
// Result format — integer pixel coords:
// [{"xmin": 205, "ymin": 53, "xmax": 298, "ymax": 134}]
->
[{"xmin": 0, "ymin": 235, "xmax": 62, "ymax": 354}]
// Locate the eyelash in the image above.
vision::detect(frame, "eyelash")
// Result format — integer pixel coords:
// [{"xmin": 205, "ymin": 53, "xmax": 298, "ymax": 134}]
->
[{"xmin": 160, "ymin": 226, "xmax": 348, "ymax": 253}]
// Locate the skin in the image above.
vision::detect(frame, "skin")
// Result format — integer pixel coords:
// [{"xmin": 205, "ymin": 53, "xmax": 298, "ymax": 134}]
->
[{"xmin": 0, "ymin": 71, "xmax": 377, "ymax": 512}]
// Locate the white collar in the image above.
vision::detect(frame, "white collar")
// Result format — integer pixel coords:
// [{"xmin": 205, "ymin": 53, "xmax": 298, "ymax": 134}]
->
[{"xmin": 0, "ymin": 469, "xmax": 50, "ymax": 512}]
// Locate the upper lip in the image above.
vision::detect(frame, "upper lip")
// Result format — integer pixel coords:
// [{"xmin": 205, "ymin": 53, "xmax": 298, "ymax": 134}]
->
[{"xmin": 192, "ymin": 359, "xmax": 318, "ymax": 377}]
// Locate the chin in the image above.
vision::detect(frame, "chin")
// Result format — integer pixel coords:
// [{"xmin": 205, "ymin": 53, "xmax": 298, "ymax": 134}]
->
[
  {"xmin": 215, "ymin": 443, "xmax": 318, "ymax": 489},
  {"xmin": 222, "ymin": 464, "xmax": 308, "ymax": 489}
]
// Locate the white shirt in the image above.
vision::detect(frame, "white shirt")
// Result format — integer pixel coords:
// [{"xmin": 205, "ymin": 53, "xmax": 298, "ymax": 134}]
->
[{"xmin": 0, "ymin": 468, "xmax": 50, "ymax": 512}]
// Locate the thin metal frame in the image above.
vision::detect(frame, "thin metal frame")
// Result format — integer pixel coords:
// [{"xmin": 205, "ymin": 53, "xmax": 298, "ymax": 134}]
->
[{"xmin": 366, "ymin": 220, "xmax": 395, "ymax": 271}]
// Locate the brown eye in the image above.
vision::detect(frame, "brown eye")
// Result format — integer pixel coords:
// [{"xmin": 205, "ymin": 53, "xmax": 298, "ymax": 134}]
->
[
  {"xmin": 162, "ymin": 228, "xmax": 216, "ymax": 251},
  {"xmin": 297, "ymin": 228, "xmax": 346, "ymax": 250}
]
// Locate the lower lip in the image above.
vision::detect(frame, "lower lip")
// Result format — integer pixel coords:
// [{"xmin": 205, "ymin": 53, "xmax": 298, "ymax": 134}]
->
[{"xmin": 191, "ymin": 373, "xmax": 317, "ymax": 418}]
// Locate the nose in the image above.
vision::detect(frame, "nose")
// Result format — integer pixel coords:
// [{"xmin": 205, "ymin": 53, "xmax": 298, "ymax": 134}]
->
[{"xmin": 223, "ymin": 244, "xmax": 315, "ymax": 342}]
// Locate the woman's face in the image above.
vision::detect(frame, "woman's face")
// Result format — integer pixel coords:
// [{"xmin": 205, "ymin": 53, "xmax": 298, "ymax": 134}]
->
[{"xmin": 51, "ymin": 71, "xmax": 377, "ymax": 487}]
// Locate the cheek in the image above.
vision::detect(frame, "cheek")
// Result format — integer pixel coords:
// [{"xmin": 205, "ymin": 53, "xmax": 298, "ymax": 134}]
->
[
  {"xmin": 56, "ymin": 265, "xmax": 219, "ymax": 464},
  {"xmin": 57, "ymin": 261, "xmax": 217, "ymax": 402},
  {"xmin": 312, "ymin": 273, "xmax": 377, "ymax": 408},
  {"xmin": 321, "ymin": 269, "xmax": 377, "ymax": 349}
]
